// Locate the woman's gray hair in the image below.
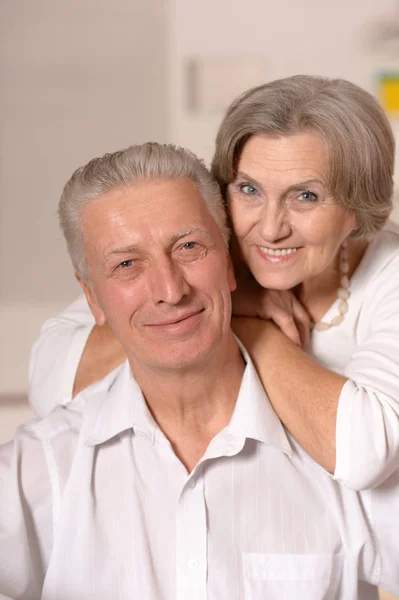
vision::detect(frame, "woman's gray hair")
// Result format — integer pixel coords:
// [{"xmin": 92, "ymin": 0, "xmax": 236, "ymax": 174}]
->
[
  {"xmin": 59, "ymin": 142, "xmax": 229, "ymax": 280},
  {"xmin": 211, "ymin": 75, "xmax": 395, "ymax": 238}
]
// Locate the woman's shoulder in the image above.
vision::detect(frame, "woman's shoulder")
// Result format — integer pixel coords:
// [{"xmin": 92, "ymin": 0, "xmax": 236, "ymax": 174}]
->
[
  {"xmin": 371, "ymin": 219, "xmax": 399, "ymax": 260},
  {"xmin": 379, "ymin": 218, "xmax": 399, "ymax": 244},
  {"xmin": 352, "ymin": 220, "xmax": 399, "ymax": 287}
]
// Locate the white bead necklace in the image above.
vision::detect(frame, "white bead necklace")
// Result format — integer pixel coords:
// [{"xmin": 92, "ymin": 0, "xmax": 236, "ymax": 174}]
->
[{"xmin": 313, "ymin": 240, "xmax": 350, "ymax": 332}]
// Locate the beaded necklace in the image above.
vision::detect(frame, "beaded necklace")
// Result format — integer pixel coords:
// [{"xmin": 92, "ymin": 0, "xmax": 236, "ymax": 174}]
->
[{"xmin": 313, "ymin": 240, "xmax": 350, "ymax": 332}]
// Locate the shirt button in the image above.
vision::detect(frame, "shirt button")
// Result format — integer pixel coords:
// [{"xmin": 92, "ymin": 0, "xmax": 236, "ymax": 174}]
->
[
  {"xmin": 189, "ymin": 478, "xmax": 197, "ymax": 489},
  {"xmin": 188, "ymin": 558, "xmax": 199, "ymax": 569}
]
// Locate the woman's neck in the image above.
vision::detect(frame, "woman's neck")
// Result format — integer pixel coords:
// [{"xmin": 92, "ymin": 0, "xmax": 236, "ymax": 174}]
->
[{"xmin": 296, "ymin": 238, "xmax": 368, "ymax": 324}]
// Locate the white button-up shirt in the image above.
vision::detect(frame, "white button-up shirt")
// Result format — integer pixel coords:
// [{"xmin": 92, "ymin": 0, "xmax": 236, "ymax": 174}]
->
[{"xmin": 2, "ymin": 350, "xmax": 399, "ymax": 599}]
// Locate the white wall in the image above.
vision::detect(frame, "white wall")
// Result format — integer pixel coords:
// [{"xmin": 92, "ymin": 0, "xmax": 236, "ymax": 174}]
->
[
  {"xmin": 169, "ymin": 0, "xmax": 399, "ymax": 227},
  {"xmin": 0, "ymin": 0, "xmax": 169, "ymax": 393},
  {"xmin": 2, "ymin": 0, "xmax": 399, "ymax": 396},
  {"xmin": 170, "ymin": 0, "xmax": 399, "ymax": 163}
]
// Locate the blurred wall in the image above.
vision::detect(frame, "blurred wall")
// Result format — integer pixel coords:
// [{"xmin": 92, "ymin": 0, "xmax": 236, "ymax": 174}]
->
[
  {"xmin": 171, "ymin": 0, "xmax": 399, "ymax": 165},
  {"xmin": 2, "ymin": 0, "xmax": 399, "ymax": 395},
  {"xmin": 169, "ymin": 0, "xmax": 399, "ymax": 229},
  {"xmin": 0, "ymin": 0, "xmax": 169, "ymax": 393}
]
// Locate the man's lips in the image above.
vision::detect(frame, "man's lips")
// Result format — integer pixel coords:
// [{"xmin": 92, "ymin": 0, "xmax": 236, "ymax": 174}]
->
[{"xmin": 145, "ymin": 309, "xmax": 204, "ymax": 328}]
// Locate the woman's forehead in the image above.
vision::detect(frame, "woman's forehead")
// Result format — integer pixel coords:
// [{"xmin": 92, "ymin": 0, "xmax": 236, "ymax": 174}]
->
[{"xmin": 236, "ymin": 133, "xmax": 329, "ymax": 183}]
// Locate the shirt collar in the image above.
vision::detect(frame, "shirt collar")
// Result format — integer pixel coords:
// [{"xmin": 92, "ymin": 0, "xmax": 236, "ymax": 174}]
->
[
  {"xmin": 82, "ymin": 360, "xmax": 157, "ymax": 446},
  {"xmin": 82, "ymin": 339, "xmax": 292, "ymax": 457},
  {"xmin": 227, "ymin": 339, "xmax": 292, "ymax": 456}
]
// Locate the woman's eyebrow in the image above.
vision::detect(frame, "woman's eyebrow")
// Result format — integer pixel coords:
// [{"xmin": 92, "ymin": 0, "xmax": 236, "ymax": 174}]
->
[
  {"xmin": 234, "ymin": 171, "xmax": 265, "ymax": 192},
  {"xmin": 234, "ymin": 173, "xmax": 325, "ymax": 194},
  {"xmin": 284, "ymin": 179, "xmax": 325, "ymax": 193}
]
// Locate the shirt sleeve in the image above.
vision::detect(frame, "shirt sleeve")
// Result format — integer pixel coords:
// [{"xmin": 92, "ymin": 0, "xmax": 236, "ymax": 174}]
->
[
  {"xmin": 369, "ymin": 469, "xmax": 399, "ymax": 595},
  {"xmin": 334, "ymin": 258, "xmax": 399, "ymax": 490},
  {"xmin": 0, "ymin": 429, "xmax": 52, "ymax": 599},
  {"xmin": 28, "ymin": 295, "xmax": 95, "ymax": 418}
]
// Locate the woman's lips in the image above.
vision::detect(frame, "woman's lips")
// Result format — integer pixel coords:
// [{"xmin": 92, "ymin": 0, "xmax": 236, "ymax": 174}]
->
[{"xmin": 256, "ymin": 246, "xmax": 302, "ymax": 263}]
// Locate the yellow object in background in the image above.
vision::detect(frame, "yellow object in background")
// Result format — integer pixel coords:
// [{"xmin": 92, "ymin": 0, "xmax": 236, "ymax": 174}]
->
[{"xmin": 378, "ymin": 73, "xmax": 399, "ymax": 116}]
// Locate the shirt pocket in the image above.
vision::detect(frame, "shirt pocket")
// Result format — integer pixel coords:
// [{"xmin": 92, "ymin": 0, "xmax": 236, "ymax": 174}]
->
[{"xmin": 242, "ymin": 552, "xmax": 345, "ymax": 600}]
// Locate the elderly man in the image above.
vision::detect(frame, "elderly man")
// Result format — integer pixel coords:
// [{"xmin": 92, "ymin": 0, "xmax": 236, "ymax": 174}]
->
[{"xmin": 1, "ymin": 143, "xmax": 399, "ymax": 600}]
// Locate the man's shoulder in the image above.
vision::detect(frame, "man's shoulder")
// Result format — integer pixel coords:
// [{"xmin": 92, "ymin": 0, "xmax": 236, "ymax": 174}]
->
[
  {"xmin": 17, "ymin": 396, "xmax": 85, "ymax": 450},
  {"xmin": 0, "ymin": 399, "xmax": 86, "ymax": 510}
]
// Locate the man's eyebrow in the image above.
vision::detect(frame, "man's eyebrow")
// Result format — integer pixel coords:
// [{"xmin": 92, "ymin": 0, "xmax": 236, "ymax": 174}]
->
[
  {"xmin": 105, "ymin": 244, "xmax": 141, "ymax": 258},
  {"xmin": 169, "ymin": 227, "xmax": 212, "ymax": 244},
  {"xmin": 104, "ymin": 228, "xmax": 213, "ymax": 258}
]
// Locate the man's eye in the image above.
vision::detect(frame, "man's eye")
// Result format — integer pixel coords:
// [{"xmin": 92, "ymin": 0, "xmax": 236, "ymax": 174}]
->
[
  {"xmin": 177, "ymin": 241, "xmax": 206, "ymax": 261},
  {"xmin": 239, "ymin": 183, "xmax": 258, "ymax": 196},
  {"xmin": 298, "ymin": 190, "xmax": 318, "ymax": 202},
  {"xmin": 118, "ymin": 259, "xmax": 134, "ymax": 268},
  {"xmin": 182, "ymin": 241, "xmax": 198, "ymax": 250}
]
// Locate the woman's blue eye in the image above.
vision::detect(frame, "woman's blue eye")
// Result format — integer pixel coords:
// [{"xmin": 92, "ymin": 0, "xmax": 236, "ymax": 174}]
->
[
  {"xmin": 299, "ymin": 190, "xmax": 318, "ymax": 202},
  {"xmin": 240, "ymin": 183, "xmax": 257, "ymax": 196}
]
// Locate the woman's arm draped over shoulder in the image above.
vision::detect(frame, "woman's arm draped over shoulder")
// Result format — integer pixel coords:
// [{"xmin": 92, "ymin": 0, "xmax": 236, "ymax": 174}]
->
[
  {"xmin": 232, "ymin": 254, "xmax": 399, "ymax": 490},
  {"xmin": 232, "ymin": 317, "xmax": 345, "ymax": 476},
  {"xmin": 28, "ymin": 295, "xmax": 95, "ymax": 417},
  {"xmin": 29, "ymin": 295, "xmax": 126, "ymax": 417}
]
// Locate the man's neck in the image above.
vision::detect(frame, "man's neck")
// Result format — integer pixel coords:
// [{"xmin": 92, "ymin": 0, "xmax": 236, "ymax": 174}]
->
[{"xmin": 129, "ymin": 335, "xmax": 245, "ymax": 473}]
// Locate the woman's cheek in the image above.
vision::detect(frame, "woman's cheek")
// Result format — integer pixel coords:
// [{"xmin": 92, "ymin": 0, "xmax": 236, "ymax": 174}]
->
[{"xmin": 229, "ymin": 204, "xmax": 248, "ymax": 239}]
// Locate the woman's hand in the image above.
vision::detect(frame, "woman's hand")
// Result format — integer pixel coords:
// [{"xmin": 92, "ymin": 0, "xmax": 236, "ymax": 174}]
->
[{"xmin": 231, "ymin": 280, "xmax": 311, "ymax": 347}]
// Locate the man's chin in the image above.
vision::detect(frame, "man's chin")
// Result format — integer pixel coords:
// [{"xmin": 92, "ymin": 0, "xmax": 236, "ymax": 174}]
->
[{"xmin": 133, "ymin": 338, "xmax": 216, "ymax": 373}]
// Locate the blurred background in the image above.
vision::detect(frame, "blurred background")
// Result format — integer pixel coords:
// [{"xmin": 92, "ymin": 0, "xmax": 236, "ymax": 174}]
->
[
  {"xmin": 1, "ymin": 3, "xmax": 399, "ymax": 597},
  {"xmin": 2, "ymin": 0, "xmax": 399, "ymax": 402},
  {"xmin": 2, "ymin": 0, "xmax": 399, "ymax": 401}
]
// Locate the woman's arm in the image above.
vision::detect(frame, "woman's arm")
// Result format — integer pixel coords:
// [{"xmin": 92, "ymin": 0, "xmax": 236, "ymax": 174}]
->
[
  {"xmin": 232, "ymin": 260, "xmax": 399, "ymax": 490},
  {"xmin": 29, "ymin": 295, "xmax": 125, "ymax": 417},
  {"xmin": 232, "ymin": 317, "xmax": 345, "ymax": 475},
  {"xmin": 231, "ymin": 279, "xmax": 311, "ymax": 346}
]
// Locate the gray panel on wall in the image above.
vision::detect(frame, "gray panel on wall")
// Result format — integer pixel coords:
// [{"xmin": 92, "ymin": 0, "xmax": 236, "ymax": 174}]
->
[{"xmin": 0, "ymin": 0, "xmax": 169, "ymax": 303}]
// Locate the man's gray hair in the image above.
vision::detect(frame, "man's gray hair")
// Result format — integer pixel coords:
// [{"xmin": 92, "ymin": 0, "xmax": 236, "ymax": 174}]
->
[
  {"xmin": 59, "ymin": 143, "xmax": 229, "ymax": 280},
  {"xmin": 211, "ymin": 75, "xmax": 395, "ymax": 238}
]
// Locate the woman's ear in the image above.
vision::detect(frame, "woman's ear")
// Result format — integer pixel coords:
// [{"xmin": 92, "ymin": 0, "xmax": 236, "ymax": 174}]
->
[{"xmin": 75, "ymin": 272, "xmax": 106, "ymax": 326}]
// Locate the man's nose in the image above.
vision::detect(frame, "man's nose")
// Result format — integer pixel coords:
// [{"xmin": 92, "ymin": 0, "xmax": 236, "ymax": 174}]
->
[
  {"xmin": 259, "ymin": 202, "xmax": 291, "ymax": 242},
  {"xmin": 148, "ymin": 258, "xmax": 190, "ymax": 305}
]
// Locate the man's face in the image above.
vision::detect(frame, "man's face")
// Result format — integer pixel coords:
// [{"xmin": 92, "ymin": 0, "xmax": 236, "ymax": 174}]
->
[{"xmin": 79, "ymin": 178, "xmax": 236, "ymax": 373}]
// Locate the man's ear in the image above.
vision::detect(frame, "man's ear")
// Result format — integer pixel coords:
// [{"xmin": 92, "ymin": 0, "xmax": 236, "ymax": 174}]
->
[
  {"xmin": 75, "ymin": 272, "xmax": 106, "ymax": 326},
  {"xmin": 226, "ymin": 252, "xmax": 237, "ymax": 293}
]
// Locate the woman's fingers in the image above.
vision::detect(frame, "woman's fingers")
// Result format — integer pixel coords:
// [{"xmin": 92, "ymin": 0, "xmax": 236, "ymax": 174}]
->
[
  {"xmin": 231, "ymin": 284, "xmax": 311, "ymax": 347},
  {"xmin": 268, "ymin": 308, "xmax": 302, "ymax": 347}
]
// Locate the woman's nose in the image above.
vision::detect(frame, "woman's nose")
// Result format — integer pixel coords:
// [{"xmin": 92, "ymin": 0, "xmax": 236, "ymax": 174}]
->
[{"xmin": 259, "ymin": 203, "xmax": 291, "ymax": 242}]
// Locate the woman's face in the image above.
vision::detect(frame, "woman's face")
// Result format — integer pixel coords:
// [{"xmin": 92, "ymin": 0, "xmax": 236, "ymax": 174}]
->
[{"xmin": 227, "ymin": 132, "xmax": 357, "ymax": 290}]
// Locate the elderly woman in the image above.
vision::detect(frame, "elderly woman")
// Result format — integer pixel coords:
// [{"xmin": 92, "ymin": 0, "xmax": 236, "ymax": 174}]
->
[{"xmin": 29, "ymin": 75, "xmax": 399, "ymax": 491}]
